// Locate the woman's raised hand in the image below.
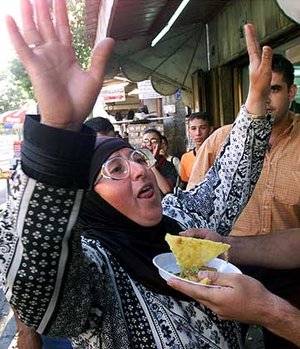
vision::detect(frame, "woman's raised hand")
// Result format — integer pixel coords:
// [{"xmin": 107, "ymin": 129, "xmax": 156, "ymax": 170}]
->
[
  {"xmin": 6, "ymin": 0, "xmax": 114, "ymax": 130},
  {"xmin": 244, "ymin": 24, "xmax": 273, "ymax": 116}
]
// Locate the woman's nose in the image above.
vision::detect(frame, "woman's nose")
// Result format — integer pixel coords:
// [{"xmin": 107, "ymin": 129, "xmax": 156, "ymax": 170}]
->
[{"xmin": 130, "ymin": 161, "xmax": 147, "ymax": 179}]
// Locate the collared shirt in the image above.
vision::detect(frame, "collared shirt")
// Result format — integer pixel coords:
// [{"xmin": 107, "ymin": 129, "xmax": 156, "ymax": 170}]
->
[
  {"xmin": 180, "ymin": 148, "xmax": 196, "ymax": 182},
  {"xmin": 188, "ymin": 112, "xmax": 300, "ymax": 236}
]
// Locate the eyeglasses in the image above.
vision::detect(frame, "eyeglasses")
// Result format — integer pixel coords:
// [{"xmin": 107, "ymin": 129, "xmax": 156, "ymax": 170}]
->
[
  {"xmin": 142, "ymin": 138, "xmax": 160, "ymax": 145},
  {"xmin": 94, "ymin": 148, "xmax": 156, "ymax": 185}
]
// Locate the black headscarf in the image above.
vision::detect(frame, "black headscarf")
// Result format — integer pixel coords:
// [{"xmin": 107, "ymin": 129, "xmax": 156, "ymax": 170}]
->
[{"xmin": 80, "ymin": 136, "xmax": 187, "ymax": 298}]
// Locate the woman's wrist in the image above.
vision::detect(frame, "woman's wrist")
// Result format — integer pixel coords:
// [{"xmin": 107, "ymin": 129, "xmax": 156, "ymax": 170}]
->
[
  {"xmin": 41, "ymin": 120, "xmax": 83, "ymax": 131},
  {"xmin": 244, "ymin": 100, "xmax": 267, "ymax": 118}
]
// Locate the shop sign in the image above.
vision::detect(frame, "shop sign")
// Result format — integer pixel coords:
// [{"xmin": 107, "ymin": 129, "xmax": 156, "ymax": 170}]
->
[
  {"xmin": 163, "ymin": 104, "xmax": 176, "ymax": 114},
  {"xmin": 100, "ymin": 85, "xmax": 126, "ymax": 103},
  {"xmin": 137, "ymin": 80, "xmax": 162, "ymax": 100}
]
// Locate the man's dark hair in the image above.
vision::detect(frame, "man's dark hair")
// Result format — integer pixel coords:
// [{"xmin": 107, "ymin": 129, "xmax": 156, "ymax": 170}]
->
[
  {"xmin": 85, "ymin": 117, "xmax": 114, "ymax": 134},
  {"xmin": 188, "ymin": 111, "xmax": 211, "ymax": 125},
  {"xmin": 143, "ymin": 128, "xmax": 163, "ymax": 141},
  {"xmin": 272, "ymin": 54, "xmax": 294, "ymax": 87}
]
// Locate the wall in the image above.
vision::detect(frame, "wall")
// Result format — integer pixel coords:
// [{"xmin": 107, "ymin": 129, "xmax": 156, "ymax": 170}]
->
[
  {"xmin": 162, "ymin": 95, "xmax": 187, "ymax": 158},
  {"xmin": 209, "ymin": 0, "xmax": 298, "ymax": 68},
  {"xmin": 205, "ymin": 0, "xmax": 300, "ymax": 126}
]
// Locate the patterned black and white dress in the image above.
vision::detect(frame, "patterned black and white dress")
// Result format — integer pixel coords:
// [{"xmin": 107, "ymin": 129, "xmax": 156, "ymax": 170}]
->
[{"xmin": 0, "ymin": 106, "xmax": 272, "ymax": 349}]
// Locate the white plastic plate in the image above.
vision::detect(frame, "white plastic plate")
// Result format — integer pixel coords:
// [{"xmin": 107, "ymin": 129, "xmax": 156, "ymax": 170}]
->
[{"xmin": 153, "ymin": 252, "xmax": 242, "ymax": 287}]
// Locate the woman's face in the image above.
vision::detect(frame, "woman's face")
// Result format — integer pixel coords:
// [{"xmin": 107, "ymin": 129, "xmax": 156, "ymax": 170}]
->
[
  {"xmin": 94, "ymin": 148, "xmax": 163, "ymax": 226},
  {"xmin": 142, "ymin": 132, "xmax": 161, "ymax": 152},
  {"xmin": 160, "ymin": 139, "xmax": 168, "ymax": 157}
]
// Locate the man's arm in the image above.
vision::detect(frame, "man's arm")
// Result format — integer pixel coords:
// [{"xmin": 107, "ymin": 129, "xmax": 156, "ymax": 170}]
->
[
  {"xmin": 265, "ymin": 293, "xmax": 300, "ymax": 346},
  {"xmin": 181, "ymin": 228, "xmax": 300, "ymax": 269},
  {"xmin": 227, "ymin": 228, "xmax": 300, "ymax": 268},
  {"xmin": 168, "ymin": 272, "xmax": 300, "ymax": 347}
]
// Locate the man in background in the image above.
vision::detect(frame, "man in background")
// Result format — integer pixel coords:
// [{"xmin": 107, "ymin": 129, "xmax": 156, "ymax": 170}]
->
[
  {"xmin": 180, "ymin": 112, "xmax": 212, "ymax": 188},
  {"xmin": 188, "ymin": 53, "xmax": 300, "ymax": 349}
]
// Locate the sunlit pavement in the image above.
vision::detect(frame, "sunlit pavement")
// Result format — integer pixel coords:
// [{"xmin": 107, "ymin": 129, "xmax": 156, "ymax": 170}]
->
[
  {"xmin": 0, "ymin": 181, "xmax": 9, "ymax": 207},
  {"xmin": 0, "ymin": 290, "xmax": 17, "ymax": 349}
]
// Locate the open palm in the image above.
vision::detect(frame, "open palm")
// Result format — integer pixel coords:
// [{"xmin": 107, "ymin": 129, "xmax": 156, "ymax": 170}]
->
[{"xmin": 6, "ymin": 0, "xmax": 114, "ymax": 130}]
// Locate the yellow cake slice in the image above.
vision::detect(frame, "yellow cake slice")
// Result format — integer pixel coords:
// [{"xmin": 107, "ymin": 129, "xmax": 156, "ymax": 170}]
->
[{"xmin": 165, "ymin": 233, "xmax": 230, "ymax": 270}]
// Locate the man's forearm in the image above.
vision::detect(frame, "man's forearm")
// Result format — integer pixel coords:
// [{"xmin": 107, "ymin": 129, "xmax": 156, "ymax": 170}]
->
[
  {"xmin": 226, "ymin": 229, "xmax": 300, "ymax": 269},
  {"xmin": 261, "ymin": 294, "xmax": 300, "ymax": 346}
]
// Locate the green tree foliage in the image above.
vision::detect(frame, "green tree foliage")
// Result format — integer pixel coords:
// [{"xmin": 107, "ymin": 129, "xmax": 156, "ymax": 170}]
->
[
  {"xmin": 0, "ymin": 60, "xmax": 33, "ymax": 113},
  {"xmin": 0, "ymin": 0, "xmax": 91, "ymax": 113},
  {"xmin": 68, "ymin": 0, "xmax": 92, "ymax": 69}
]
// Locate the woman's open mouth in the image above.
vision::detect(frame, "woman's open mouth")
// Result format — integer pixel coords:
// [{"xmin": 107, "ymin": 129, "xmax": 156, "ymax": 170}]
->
[{"xmin": 138, "ymin": 184, "xmax": 154, "ymax": 199}]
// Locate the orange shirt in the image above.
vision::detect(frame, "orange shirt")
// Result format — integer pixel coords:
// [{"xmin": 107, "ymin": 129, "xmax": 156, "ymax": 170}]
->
[
  {"xmin": 188, "ymin": 112, "xmax": 300, "ymax": 236},
  {"xmin": 180, "ymin": 149, "xmax": 196, "ymax": 182}
]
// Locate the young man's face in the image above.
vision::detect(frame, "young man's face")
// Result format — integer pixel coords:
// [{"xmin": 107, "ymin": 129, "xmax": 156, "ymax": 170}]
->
[
  {"xmin": 189, "ymin": 118, "xmax": 211, "ymax": 149},
  {"xmin": 266, "ymin": 72, "xmax": 297, "ymax": 125}
]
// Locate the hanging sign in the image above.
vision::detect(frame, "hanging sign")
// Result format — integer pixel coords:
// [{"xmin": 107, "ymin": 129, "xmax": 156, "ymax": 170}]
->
[
  {"xmin": 100, "ymin": 85, "xmax": 126, "ymax": 103},
  {"xmin": 137, "ymin": 80, "xmax": 162, "ymax": 100}
]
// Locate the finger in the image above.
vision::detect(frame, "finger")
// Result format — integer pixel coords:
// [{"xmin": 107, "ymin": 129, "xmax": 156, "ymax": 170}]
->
[
  {"xmin": 244, "ymin": 23, "xmax": 261, "ymax": 64},
  {"xmin": 251, "ymin": 24, "xmax": 261, "ymax": 55},
  {"xmin": 54, "ymin": 0, "xmax": 72, "ymax": 46},
  {"xmin": 6, "ymin": 15, "xmax": 35, "ymax": 64},
  {"xmin": 168, "ymin": 278, "xmax": 212, "ymax": 301},
  {"xmin": 35, "ymin": 0, "xmax": 57, "ymax": 42},
  {"xmin": 21, "ymin": 0, "xmax": 43, "ymax": 47},
  {"xmin": 260, "ymin": 46, "xmax": 273, "ymax": 73},
  {"xmin": 203, "ymin": 272, "xmax": 240, "ymax": 288},
  {"xmin": 179, "ymin": 228, "xmax": 212, "ymax": 238},
  {"xmin": 88, "ymin": 38, "xmax": 115, "ymax": 85}
]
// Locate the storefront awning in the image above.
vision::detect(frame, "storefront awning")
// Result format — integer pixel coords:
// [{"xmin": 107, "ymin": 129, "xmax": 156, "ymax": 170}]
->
[{"xmin": 86, "ymin": 0, "xmax": 230, "ymax": 100}]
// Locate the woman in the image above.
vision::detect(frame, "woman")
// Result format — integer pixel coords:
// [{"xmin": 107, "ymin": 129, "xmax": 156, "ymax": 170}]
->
[
  {"xmin": 1, "ymin": 1, "xmax": 273, "ymax": 348},
  {"xmin": 142, "ymin": 128, "xmax": 178, "ymax": 196},
  {"xmin": 160, "ymin": 135, "xmax": 181, "ymax": 177}
]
